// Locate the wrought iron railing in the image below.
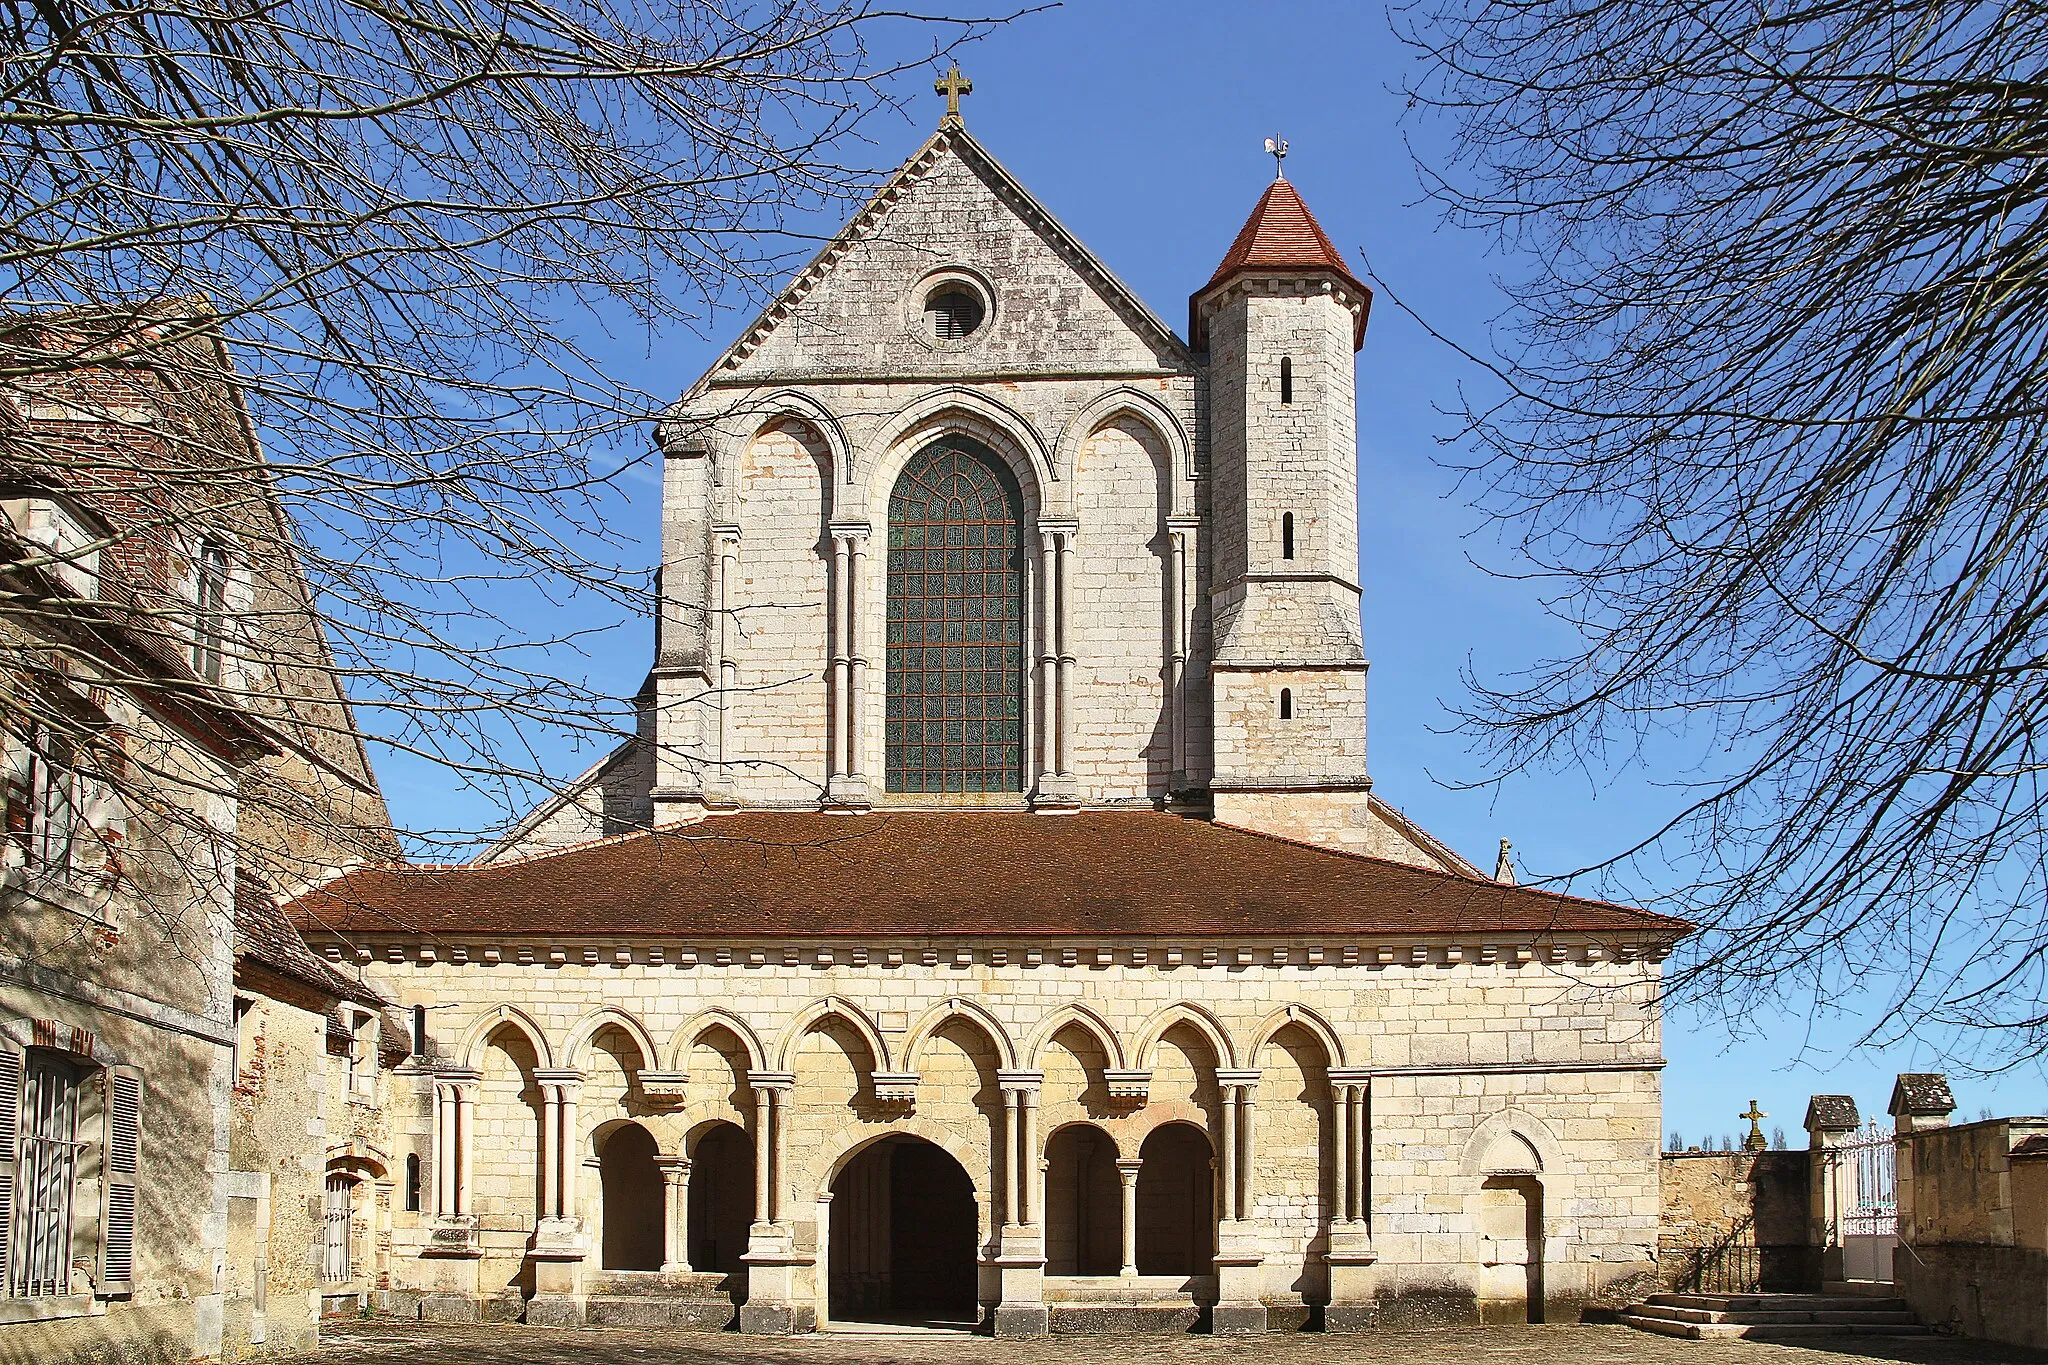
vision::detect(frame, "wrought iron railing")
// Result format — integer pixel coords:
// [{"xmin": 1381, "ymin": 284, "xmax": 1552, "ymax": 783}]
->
[{"xmin": 1672, "ymin": 1214, "xmax": 1763, "ymax": 1294}]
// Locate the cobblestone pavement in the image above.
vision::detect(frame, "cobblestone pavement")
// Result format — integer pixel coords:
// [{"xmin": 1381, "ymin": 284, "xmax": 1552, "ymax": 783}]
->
[{"xmin": 303, "ymin": 1318, "xmax": 2046, "ymax": 1365}]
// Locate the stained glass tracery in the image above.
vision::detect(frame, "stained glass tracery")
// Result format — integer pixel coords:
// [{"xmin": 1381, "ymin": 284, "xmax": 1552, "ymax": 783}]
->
[{"xmin": 885, "ymin": 438, "xmax": 1024, "ymax": 793}]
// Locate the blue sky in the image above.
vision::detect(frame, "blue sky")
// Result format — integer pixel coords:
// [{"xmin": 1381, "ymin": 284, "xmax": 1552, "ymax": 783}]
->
[{"xmin": 365, "ymin": 0, "xmax": 2047, "ymax": 1141}]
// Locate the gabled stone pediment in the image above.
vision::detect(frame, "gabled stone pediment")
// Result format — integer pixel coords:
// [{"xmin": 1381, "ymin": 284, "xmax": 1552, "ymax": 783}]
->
[{"xmin": 678, "ymin": 127, "xmax": 1191, "ymax": 401}]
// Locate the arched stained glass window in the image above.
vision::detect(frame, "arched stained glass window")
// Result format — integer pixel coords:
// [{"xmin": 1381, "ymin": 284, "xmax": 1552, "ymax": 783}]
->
[{"xmin": 886, "ymin": 438, "xmax": 1025, "ymax": 793}]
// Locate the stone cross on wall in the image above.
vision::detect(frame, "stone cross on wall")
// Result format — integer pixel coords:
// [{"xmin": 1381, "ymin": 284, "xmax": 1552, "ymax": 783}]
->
[
  {"xmin": 1741, "ymin": 1099, "xmax": 1769, "ymax": 1151},
  {"xmin": 936, "ymin": 64, "xmax": 973, "ymax": 124}
]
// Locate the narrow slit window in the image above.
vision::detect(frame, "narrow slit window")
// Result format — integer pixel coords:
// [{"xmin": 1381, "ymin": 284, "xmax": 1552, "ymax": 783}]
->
[
  {"xmin": 411, "ymin": 1005, "xmax": 427, "ymax": 1058},
  {"xmin": 404, "ymin": 1154, "xmax": 422, "ymax": 1212},
  {"xmin": 1282, "ymin": 512, "xmax": 1295, "ymax": 560},
  {"xmin": 1280, "ymin": 355, "xmax": 1293, "ymax": 404},
  {"xmin": 1279, "ymin": 688, "xmax": 1293, "ymax": 720}
]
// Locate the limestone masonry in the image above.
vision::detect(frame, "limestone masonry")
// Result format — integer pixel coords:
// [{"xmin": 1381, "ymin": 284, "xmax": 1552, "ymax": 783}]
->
[{"xmin": 287, "ymin": 101, "xmax": 1689, "ymax": 1336}]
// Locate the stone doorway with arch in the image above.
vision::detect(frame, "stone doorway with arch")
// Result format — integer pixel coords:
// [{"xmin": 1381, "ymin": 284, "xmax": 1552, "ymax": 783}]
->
[
  {"xmin": 1464, "ymin": 1113, "xmax": 1561, "ymax": 1325},
  {"xmin": 1135, "ymin": 1122, "xmax": 1215, "ymax": 1279},
  {"xmin": 826, "ymin": 1134, "xmax": 980, "ymax": 1329},
  {"xmin": 687, "ymin": 1120, "xmax": 754, "ymax": 1285},
  {"xmin": 597, "ymin": 1122, "xmax": 664, "ymax": 1272}
]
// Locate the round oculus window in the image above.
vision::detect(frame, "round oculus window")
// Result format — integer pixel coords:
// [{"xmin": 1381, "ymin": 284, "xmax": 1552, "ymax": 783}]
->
[{"xmin": 924, "ymin": 286, "xmax": 986, "ymax": 341}]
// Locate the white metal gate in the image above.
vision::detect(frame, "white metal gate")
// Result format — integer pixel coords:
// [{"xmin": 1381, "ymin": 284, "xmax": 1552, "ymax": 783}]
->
[
  {"xmin": 1839, "ymin": 1118, "xmax": 1897, "ymax": 1283},
  {"xmin": 321, "ymin": 1175, "xmax": 352, "ymax": 1283}
]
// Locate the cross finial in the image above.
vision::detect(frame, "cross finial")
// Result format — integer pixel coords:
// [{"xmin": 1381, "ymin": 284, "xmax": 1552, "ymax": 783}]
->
[
  {"xmin": 936, "ymin": 63, "xmax": 973, "ymax": 125},
  {"xmin": 1741, "ymin": 1099, "xmax": 1769, "ymax": 1151},
  {"xmin": 1265, "ymin": 134, "xmax": 1289, "ymax": 180}
]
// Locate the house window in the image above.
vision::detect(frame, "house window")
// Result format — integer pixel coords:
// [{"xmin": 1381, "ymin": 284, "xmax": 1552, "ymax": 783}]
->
[
  {"xmin": 6, "ymin": 1054, "xmax": 81, "ymax": 1298},
  {"xmin": 0, "ymin": 1049, "xmax": 140, "ymax": 1302},
  {"xmin": 190, "ymin": 538, "xmax": 229, "ymax": 685},
  {"xmin": 322, "ymin": 1174, "xmax": 352, "ymax": 1282},
  {"xmin": 885, "ymin": 437, "xmax": 1025, "ymax": 793},
  {"xmin": 6, "ymin": 724, "xmax": 84, "ymax": 875},
  {"xmin": 338, "ymin": 1011, "xmax": 377, "ymax": 1100},
  {"xmin": 1282, "ymin": 512, "xmax": 1295, "ymax": 561},
  {"xmin": 1280, "ymin": 355, "xmax": 1293, "ymax": 405},
  {"xmin": 1279, "ymin": 688, "xmax": 1294, "ymax": 720}
]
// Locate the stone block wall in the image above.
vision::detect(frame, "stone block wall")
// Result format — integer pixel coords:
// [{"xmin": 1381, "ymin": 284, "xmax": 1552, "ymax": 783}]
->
[
  {"xmin": 1655, "ymin": 1150, "xmax": 1813, "ymax": 1292},
  {"xmin": 1896, "ymin": 1116, "xmax": 2048, "ymax": 1348}
]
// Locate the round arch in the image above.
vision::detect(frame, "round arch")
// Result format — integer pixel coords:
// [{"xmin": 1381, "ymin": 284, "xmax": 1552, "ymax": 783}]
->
[
  {"xmin": 1460, "ymin": 1108, "xmax": 1568, "ymax": 1178},
  {"xmin": 1042, "ymin": 1117, "xmax": 1124, "ymax": 1157},
  {"xmin": 1025, "ymin": 1003, "xmax": 1129, "ymax": 1071},
  {"xmin": 859, "ymin": 388, "xmax": 1056, "ymax": 516},
  {"xmin": 1056, "ymin": 388, "xmax": 1196, "ymax": 501},
  {"xmin": 807, "ymin": 1116, "xmax": 988, "ymax": 1207},
  {"xmin": 901, "ymin": 997, "xmax": 1019, "ymax": 1072},
  {"xmin": 563, "ymin": 1006, "xmax": 661, "ymax": 1072},
  {"xmin": 699, "ymin": 392, "xmax": 850, "ymax": 522},
  {"xmin": 457, "ymin": 1004, "xmax": 556, "ymax": 1071},
  {"xmin": 775, "ymin": 996, "xmax": 893, "ymax": 1073},
  {"xmin": 1132, "ymin": 1002, "xmax": 1239, "ymax": 1070},
  {"xmin": 668, "ymin": 1008, "xmax": 768, "ymax": 1073},
  {"xmin": 1247, "ymin": 1004, "xmax": 1347, "ymax": 1069}
]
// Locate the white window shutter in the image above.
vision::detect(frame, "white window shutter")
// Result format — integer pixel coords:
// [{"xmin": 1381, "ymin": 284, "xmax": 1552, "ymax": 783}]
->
[
  {"xmin": 98, "ymin": 1065, "xmax": 140, "ymax": 1295},
  {"xmin": 0, "ymin": 1038, "xmax": 21, "ymax": 1293}
]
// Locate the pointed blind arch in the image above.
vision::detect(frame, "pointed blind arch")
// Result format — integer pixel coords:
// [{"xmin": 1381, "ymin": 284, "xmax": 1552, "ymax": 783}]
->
[{"xmin": 886, "ymin": 437, "xmax": 1025, "ymax": 793}]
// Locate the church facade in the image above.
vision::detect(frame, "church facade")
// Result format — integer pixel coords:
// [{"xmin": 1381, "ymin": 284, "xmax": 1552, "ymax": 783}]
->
[{"xmin": 288, "ymin": 93, "xmax": 1686, "ymax": 1336}]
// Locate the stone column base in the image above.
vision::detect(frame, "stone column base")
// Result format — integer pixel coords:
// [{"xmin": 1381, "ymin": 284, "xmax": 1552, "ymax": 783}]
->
[
  {"xmin": 418, "ymin": 1293, "xmax": 481, "ymax": 1323},
  {"xmin": 738, "ymin": 1302, "xmax": 816, "ymax": 1335},
  {"xmin": 1031, "ymin": 774, "xmax": 1081, "ymax": 813},
  {"xmin": 823, "ymin": 775, "xmax": 872, "ymax": 811},
  {"xmin": 1211, "ymin": 1302, "xmax": 1268, "ymax": 1335},
  {"xmin": 525, "ymin": 1294, "xmax": 586, "ymax": 1328},
  {"xmin": 1323, "ymin": 1302, "xmax": 1378, "ymax": 1333},
  {"xmin": 993, "ymin": 1304, "xmax": 1050, "ymax": 1338}
]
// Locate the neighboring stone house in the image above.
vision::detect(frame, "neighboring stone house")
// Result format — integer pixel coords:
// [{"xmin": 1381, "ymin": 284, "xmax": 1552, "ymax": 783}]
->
[
  {"xmin": 289, "ymin": 93, "xmax": 1691, "ymax": 1336},
  {"xmin": 227, "ymin": 878, "xmax": 400, "ymax": 1357},
  {"xmin": 0, "ymin": 308, "xmax": 395, "ymax": 1362}
]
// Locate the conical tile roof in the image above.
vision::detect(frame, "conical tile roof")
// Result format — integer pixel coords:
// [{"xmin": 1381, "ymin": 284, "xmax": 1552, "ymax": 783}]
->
[{"xmin": 1192, "ymin": 177, "xmax": 1371, "ymax": 348}]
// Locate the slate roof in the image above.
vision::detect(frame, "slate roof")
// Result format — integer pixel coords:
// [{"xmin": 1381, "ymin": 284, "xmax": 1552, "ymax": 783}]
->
[
  {"xmin": 1891, "ymin": 1072, "xmax": 1957, "ymax": 1117},
  {"xmin": 1805, "ymin": 1094, "xmax": 1861, "ymax": 1131},
  {"xmin": 285, "ymin": 810, "xmax": 1687, "ymax": 943},
  {"xmin": 236, "ymin": 873, "xmax": 384, "ymax": 1007},
  {"xmin": 1192, "ymin": 177, "xmax": 1372, "ymax": 348}
]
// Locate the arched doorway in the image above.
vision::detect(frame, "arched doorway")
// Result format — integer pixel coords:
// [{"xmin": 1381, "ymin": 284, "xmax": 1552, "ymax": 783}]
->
[
  {"xmin": 1135, "ymin": 1123, "xmax": 1214, "ymax": 1278},
  {"xmin": 1045, "ymin": 1124, "xmax": 1120, "ymax": 1275},
  {"xmin": 599, "ymin": 1123, "xmax": 663, "ymax": 1271},
  {"xmin": 828, "ymin": 1135, "xmax": 978, "ymax": 1327},
  {"xmin": 687, "ymin": 1121, "xmax": 754, "ymax": 1281}
]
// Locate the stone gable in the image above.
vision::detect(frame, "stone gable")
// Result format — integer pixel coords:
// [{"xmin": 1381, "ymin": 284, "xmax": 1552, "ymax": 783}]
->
[{"xmin": 711, "ymin": 133, "xmax": 1186, "ymax": 385}]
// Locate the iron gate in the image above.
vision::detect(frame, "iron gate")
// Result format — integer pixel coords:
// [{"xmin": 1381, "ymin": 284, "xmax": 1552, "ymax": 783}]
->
[{"xmin": 1838, "ymin": 1118, "xmax": 1897, "ymax": 1282}]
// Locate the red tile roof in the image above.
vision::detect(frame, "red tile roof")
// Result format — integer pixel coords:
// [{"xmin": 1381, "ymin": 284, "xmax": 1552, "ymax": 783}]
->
[
  {"xmin": 285, "ymin": 811, "xmax": 1686, "ymax": 943},
  {"xmin": 1193, "ymin": 178, "xmax": 1372, "ymax": 348}
]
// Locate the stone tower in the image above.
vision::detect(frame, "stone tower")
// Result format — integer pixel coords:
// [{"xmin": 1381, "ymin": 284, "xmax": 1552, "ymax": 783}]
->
[{"xmin": 1192, "ymin": 173, "xmax": 1376, "ymax": 850}]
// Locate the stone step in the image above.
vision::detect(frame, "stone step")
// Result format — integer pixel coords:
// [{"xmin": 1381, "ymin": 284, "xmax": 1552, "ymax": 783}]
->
[
  {"xmin": 1638, "ymin": 1301, "xmax": 1908, "ymax": 1317},
  {"xmin": 1620, "ymin": 1311, "xmax": 1935, "ymax": 1341},
  {"xmin": 1630, "ymin": 1303, "xmax": 1920, "ymax": 1326}
]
